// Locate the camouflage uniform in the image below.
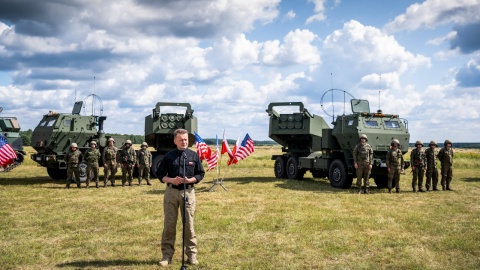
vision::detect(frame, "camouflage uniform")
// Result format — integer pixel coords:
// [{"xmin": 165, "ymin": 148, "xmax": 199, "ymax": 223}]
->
[
  {"xmin": 386, "ymin": 147, "xmax": 403, "ymax": 193},
  {"xmin": 65, "ymin": 147, "xmax": 83, "ymax": 188},
  {"xmin": 353, "ymin": 136, "xmax": 373, "ymax": 193},
  {"xmin": 84, "ymin": 145, "xmax": 101, "ymax": 188},
  {"xmin": 137, "ymin": 144, "xmax": 152, "ymax": 185},
  {"xmin": 410, "ymin": 142, "xmax": 427, "ymax": 192},
  {"xmin": 438, "ymin": 140, "xmax": 454, "ymax": 190},
  {"xmin": 102, "ymin": 145, "xmax": 118, "ymax": 187},
  {"xmin": 119, "ymin": 144, "xmax": 137, "ymax": 186},
  {"xmin": 424, "ymin": 141, "xmax": 439, "ymax": 191}
]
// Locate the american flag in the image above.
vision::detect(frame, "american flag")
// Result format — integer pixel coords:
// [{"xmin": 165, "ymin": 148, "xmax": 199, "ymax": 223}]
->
[
  {"xmin": 0, "ymin": 135, "xmax": 17, "ymax": 167},
  {"xmin": 194, "ymin": 131, "xmax": 211, "ymax": 160},
  {"xmin": 234, "ymin": 133, "xmax": 255, "ymax": 161},
  {"xmin": 205, "ymin": 135, "xmax": 219, "ymax": 170}
]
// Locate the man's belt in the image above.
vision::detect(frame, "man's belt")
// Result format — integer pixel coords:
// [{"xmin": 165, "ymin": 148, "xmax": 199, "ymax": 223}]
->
[{"xmin": 167, "ymin": 183, "xmax": 194, "ymax": 190}]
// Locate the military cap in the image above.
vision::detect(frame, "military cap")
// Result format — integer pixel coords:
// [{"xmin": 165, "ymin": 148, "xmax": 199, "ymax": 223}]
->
[
  {"xmin": 126, "ymin": 139, "xmax": 132, "ymax": 144},
  {"xmin": 429, "ymin": 140, "xmax": 438, "ymax": 146},
  {"xmin": 360, "ymin": 134, "xmax": 368, "ymax": 141},
  {"xmin": 108, "ymin": 138, "xmax": 115, "ymax": 142},
  {"xmin": 71, "ymin": 143, "xmax": 78, "ymax": 148},
  {"xmin": 444, "ymin": 139, "xmax": 452, "ymax": 145},
  {"xmin": 90, "ymin": 141, "xmax": 97, "ymax": 145},
  {"xmin": 141, "ymin": 142, "xmax": 148, "ymax": 147},
  {"xmin": 415, "ymin": 140, "xmax": 423, "ymax": 146},
  {"xmin": 391, "ymin": 139, "xmax": 400, "ymax": 145}
]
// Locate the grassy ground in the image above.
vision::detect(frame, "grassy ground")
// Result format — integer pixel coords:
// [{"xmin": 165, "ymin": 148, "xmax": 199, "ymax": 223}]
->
[{"xmin": 0, "ymin": 146, "xmax": 479, "ymax": 269}]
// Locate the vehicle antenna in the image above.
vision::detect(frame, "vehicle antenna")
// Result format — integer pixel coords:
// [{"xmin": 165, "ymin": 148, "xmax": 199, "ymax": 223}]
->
[
  {"xmin": 378, "ymin": 75, "xmax": 381, "ymax": 113},
  {"xmin": 93, "ymin": 76, "xmax": 96, "ymax": 116},
  {"xmin": 330, "ymin": 73, "xmax": 335, "ymax": 123}
]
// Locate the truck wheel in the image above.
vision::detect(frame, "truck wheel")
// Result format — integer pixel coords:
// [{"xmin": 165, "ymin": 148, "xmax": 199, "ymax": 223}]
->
[
  {"xmin": 47, "ymin": 168, "xmax": 67, "ymax": 180},
  {"xmin": 374, "ymin": 176, "xmax": 389, "ymax": 188},
  {"xmin": 150, "ymin": 154, "xmax": 164, "ymax": 178},
  {"xmin": 329, "ymin": 160, "xmax": 351, "ymax": 189},
  {"xmin": 286, "ymin": 157, "xmax": 304, "ymax": 180},
  {"xmin": 274, "ymin": 156, "xmax": 287, "ymax": 178}
]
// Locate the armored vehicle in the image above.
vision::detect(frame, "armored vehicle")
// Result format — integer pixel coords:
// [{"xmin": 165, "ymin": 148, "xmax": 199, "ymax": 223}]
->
[
  {"xmin": 0, "ymin": 107, "xmax": 26, "ymax": 172},
  {"xmin": 31, "ymin": 96, "xmax": 126, "ymax": 181},
  {"xmin": 145, "ymin": 102, "xmax": 198, "ymax": 176},
  {"xmin": 266, "ymin": 96, "xmax": 410, "ymax": 189}
]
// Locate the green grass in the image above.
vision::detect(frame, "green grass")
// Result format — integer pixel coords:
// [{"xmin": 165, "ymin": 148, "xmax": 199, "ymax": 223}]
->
[{"xmin": 0, "ymin": 146, "xmax": 479, "ymax": 269}]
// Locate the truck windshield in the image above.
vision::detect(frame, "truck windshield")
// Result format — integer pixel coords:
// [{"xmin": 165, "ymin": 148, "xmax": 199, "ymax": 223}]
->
[{"xmin": 385, "ymin": 120, "xmax": 400, "ymax": 128}]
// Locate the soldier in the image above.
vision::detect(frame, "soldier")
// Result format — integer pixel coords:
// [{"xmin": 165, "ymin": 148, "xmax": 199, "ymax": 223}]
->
[
  {"xmin": 386, "ymin": 139, "xmax": 404, "ymax": 193},
  {"xmin": 65, "ymin": 142, "xmax": 83, "ymax": 189},
  {"xmin": 119, "ymin": 139, "xmax": 137, "ymax": 187},
  {"xmin": 102, "ymin": 137, "xmax": 119, "ymax": 187},
  {"xmin": 410, "ymin": 140, "xmax": 427, "ymax": 192},
  {"xmin": 353, "ymin": 134, "xmax": 373, "ymax": 194},
  {"xmin": 137, "ymin": 142, "xmax": 152, "ymax": 186},
  {"xmin": 84, "ymin": 141, "xmax": 101, "ymax": 188},
  {"xmin": 438, "ymin": 139, "xmax": 454, "ymax": 190},
  {"xmin": 425, "ymin": 140, "xmax": 439, "ymax": 191}
]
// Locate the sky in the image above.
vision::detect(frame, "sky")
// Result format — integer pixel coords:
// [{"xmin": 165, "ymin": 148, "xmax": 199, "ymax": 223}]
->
[{"xmin": 0, "ymin": 0, "xmax": 479, "ymax": 143}]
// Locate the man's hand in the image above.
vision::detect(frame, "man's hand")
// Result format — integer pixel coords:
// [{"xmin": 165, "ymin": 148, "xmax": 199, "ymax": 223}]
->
[{"xmin": 354, "ymin": 162, "xmax": 358, "ymax": 170}]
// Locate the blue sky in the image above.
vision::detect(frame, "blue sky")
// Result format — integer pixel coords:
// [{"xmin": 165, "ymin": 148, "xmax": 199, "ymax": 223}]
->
[{"xmin": 0, "ymin": 0, "xmax": 479, "ymax": 142}]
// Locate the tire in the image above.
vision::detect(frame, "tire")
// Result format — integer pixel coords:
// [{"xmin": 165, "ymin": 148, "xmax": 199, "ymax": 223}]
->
[
  {"xmin": 150, "ymin": 154, "xmax": 164, "ymax": 178},
  {"xmin": 47, "ymin": 168, "xmax": 67, "ymax": 180},
  {"xmin": 274, "ymin": 156, "xmax": 287, "ymax": 178},
  {"xmin": 329, "ymin": 159, "xmax": 352, "ymax": 189},
  {"xmin": 286, "ymin": 157, "xmax": 305, "ymax": 180},
  {"xmin": 374, "ymin": 175, "xmax": 389, "ymax": 188}
]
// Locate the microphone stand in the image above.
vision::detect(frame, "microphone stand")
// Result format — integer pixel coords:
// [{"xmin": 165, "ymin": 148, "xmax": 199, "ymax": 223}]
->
[{"xmin": 180, "ymin": 151, "xmax": 188, "ymax": 270}]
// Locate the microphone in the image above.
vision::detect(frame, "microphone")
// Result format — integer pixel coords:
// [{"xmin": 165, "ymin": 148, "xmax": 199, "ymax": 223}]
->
[{"xmin": 182, "ymin": 151, "xmax": 187, "ymax": 159}]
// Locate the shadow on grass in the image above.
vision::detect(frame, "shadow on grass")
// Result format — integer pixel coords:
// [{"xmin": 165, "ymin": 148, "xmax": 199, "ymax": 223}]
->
[
  {"xmin": 462, "ymin": 177, "xmax": 480, "ymax": 182},
  {"xmin": 209, "ymin": 176, "xmax": 369, "ymax": 194},
  {"xmin": 0, "ymin": 176, "xmax": 59, "ymax": 186},
  {"xmin": 56, "ymin": 259, "xmax": 158, "ymax": 268}
]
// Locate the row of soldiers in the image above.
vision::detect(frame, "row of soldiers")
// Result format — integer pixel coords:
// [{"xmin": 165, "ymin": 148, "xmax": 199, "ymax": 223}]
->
[
  {"xmin": 354, "ymin": 134, "xmax": 454, "ymax": 194},
  {"xmin": 65, "ymin": 138, "xmax": 153, "ymax": 188}
]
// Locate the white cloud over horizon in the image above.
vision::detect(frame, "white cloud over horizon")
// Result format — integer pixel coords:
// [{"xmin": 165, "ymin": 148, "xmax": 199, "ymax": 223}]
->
[{"xmin": 1, "ymin": 0, "xmax": 480, "ymax": 143}]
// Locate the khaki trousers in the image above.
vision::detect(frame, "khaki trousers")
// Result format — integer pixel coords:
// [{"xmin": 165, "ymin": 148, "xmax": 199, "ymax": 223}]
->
[{"xmin": 161, "ymin": 185, "xmax": 197, "ymax": 260}]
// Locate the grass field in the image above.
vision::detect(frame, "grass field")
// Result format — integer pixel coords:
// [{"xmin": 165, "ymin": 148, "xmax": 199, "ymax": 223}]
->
[{"xmin": 1, "ymin": 146, "xmax": 479, "ymax": 269}]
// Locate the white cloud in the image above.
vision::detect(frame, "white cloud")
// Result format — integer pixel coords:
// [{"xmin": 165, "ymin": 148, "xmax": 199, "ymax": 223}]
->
[
  {"xmin": 260, "ymin": 29, "xmax": 321, "ymax": 66},
  {"xmin": 284, "ymin": 10, "xmax": 296, "ymax": 21},
  {"xmin": 306, "ymin": 0, "xmax": 328, "ymax": 24},
  {"xmin": 385, "ymin": 0, "xmax": 480, "ymax": 32}
]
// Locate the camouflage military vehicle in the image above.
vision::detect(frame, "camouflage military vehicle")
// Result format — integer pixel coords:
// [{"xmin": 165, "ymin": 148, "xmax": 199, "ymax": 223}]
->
[
  {"xmin": 0, "ymin": 107, "xmax": 26, "ymax": 172},
  {"xmin": 31, "ymin": 97, "xmax": 126, "ymax": 181},
  {"xmin": 266, "ymin": 95, "xmax": 410, "ymax": 189},
  {"xmin": 144, "ymin": 102, "xmax": 197, "ymax": 176}
]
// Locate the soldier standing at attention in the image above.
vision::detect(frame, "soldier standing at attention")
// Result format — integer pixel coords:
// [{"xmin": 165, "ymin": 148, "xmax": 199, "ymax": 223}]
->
[
  {"xmin": 120, "ymin": 139, "xmax": 136, "ymax": 187},
  {"xmin": 137, "ymin": 142, "xmax": 152, "ymax": 186},
  {"xmin": 411, "ymin": 140, "xmax": 427, "ymax": 192},
  {"xmin": 84, "ymin": 141, "xmax": 101, "ymax": 188},
  {"xmin": 438, "ymin": 139, "xmax": 454, "ymax": 190},
  {"xmin": 102, "ymin": 138, "xmax": 118, "ymax": 187},
  {"xmin": 157, "ymin": 129, "xmax": 205, "ymax": 267},
  {"xmin": 65, "ymin": 142, "xmax": 83, "ymax": 189},
  {"xmin": 353, "ymin": 134, "xmax": 373, "ymax": 194},
  {"xmin": 425, "ymin": 140, "xmax": 439, "ymax": 191},
  {"xmin": 386, "ymin": 139, "xmax": 404, "ymax": 193}
]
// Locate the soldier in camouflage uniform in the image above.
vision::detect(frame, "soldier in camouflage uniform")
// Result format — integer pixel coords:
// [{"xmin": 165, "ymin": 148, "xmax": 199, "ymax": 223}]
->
[
  {"xmin": 410, "ymin": 140, "xmax": 427, "ymax": 192},
  {"xmin": 353, "ymin": 134, "xmax": 373, "ymax": 194},
  {"xmin": 386, "ymin": 139, "xmax": 404, "ymax": 193},
  {"xmin": 119, "ymin": 139, "xmax": 137, "ymax": 187},
  {"xmin": 84, "ymin": 141, "xmax": 101, "ymax": 188},
  {"xmin": 65, "ymin": 142, "xmax": 83, "ymax": 189},
  {"xmin": 137, "ymin": 142, "xmax": 152, "ymax": 186},
  {"xmin": 438, "ymin": 139, "xmax": 454, "ymax": 191},
  {"xmin": 102, "ymin": 137, "xmax": 119, "ymax": 187},
  {"xmin": 424, "ymin": 140, "xmax": 439, "ymax": 191}
]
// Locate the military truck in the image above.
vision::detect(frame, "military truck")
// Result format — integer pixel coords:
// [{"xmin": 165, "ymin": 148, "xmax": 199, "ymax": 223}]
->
[
  {"xmin": 31, "ymin": 97, "xmax": 126, "ymax": 181},
  {"xmin": 0, "ymin": 107, "xmax": 26, "ymax": 172},
  {"xmin": 144, "ymin": 102, "xmax": 197, "ymax": 177},
  {"xmin": 266, "ymin": 97, "xmax": 410, "ymax": 189}
]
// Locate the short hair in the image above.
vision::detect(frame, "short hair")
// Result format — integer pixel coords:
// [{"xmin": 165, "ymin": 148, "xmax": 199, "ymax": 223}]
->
[{"xmin": 174, "ymin": 129, "xmax": 188, "ymax": 137}]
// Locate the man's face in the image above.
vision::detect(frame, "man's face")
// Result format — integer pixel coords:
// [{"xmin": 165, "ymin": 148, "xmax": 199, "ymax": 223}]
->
[
  {"xmin": 125, "ymin": 143, "xmax": 131, "ymax": 148},
  {"xmin": 174, "ymin": 133, "xmax": 189, "ymax": 150},
  {"xmin": 71, "ymin": 147, "xmax": 77, "ymax": 151},
  {"xmin": 90, "ymin": 144, "xmax": 95, "ymax": 149},
  {"xmin": 360, "ymin": 138, "xmax": 366, "ymax": 144},
  {"xmin": 392, "ymin": 144, "xmax": 398, "ymax": 149},
  {"xmin": 109, "ymin": 141, "xmax": 114, "ymax": 146},
  {"xmin": 430, "ymin": 145, "xmax": 436, "ymax": 149},
  {"xmin": 446, "ymin": 143, "xmax": 451, "ymax": 149},
  {"xmin": 416, "ymin": 144, "xmax": 422, "ymax": 149}
]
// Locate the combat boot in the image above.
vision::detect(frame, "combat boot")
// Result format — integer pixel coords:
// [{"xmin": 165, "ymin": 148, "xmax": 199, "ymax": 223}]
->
[
  {"xmin": 433, "ymin": 186, "xmax": 438, "ymax": 191},
  {"xmin": 364, "ymin": 188, "xmax": 370, "ymax": 194},
  {"xmin": 396, "ymin": 188, "xmax": 400, "ymax": 193},
  {"xmin": 419, "ymin": 188, "xmax": 425, "ymax": 192},
  {"xmin": 446, "ymin": 184, "xmax": 453, "ymax": 191},
  {"xmin": 103, "ymin": 182, "xmax": 107, "ymax": 188},
  {"xmin": 357, "ymin": 188, "xmax": 362, "ymax": 194},
  {"xmin": 128, "ymin": 182, "xmax": 132, "ymax": 186},
  {"xmin": 138, "ymin": 179, "xmax": 142, "ymax": 186},
  {"xmin": 388, "ymin": 188, "xmax": 392, "ymax": 193},
  {"xmin": 442, "ymin": 185, "xmax": 446, "ymax": 191},
  {"xmin": 426, "ymin": 186, "xmax": 430, "ymax": 192},
  {"xmin": 147, "ymin": 180, "xmax": 152, "ymax": 186}
]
